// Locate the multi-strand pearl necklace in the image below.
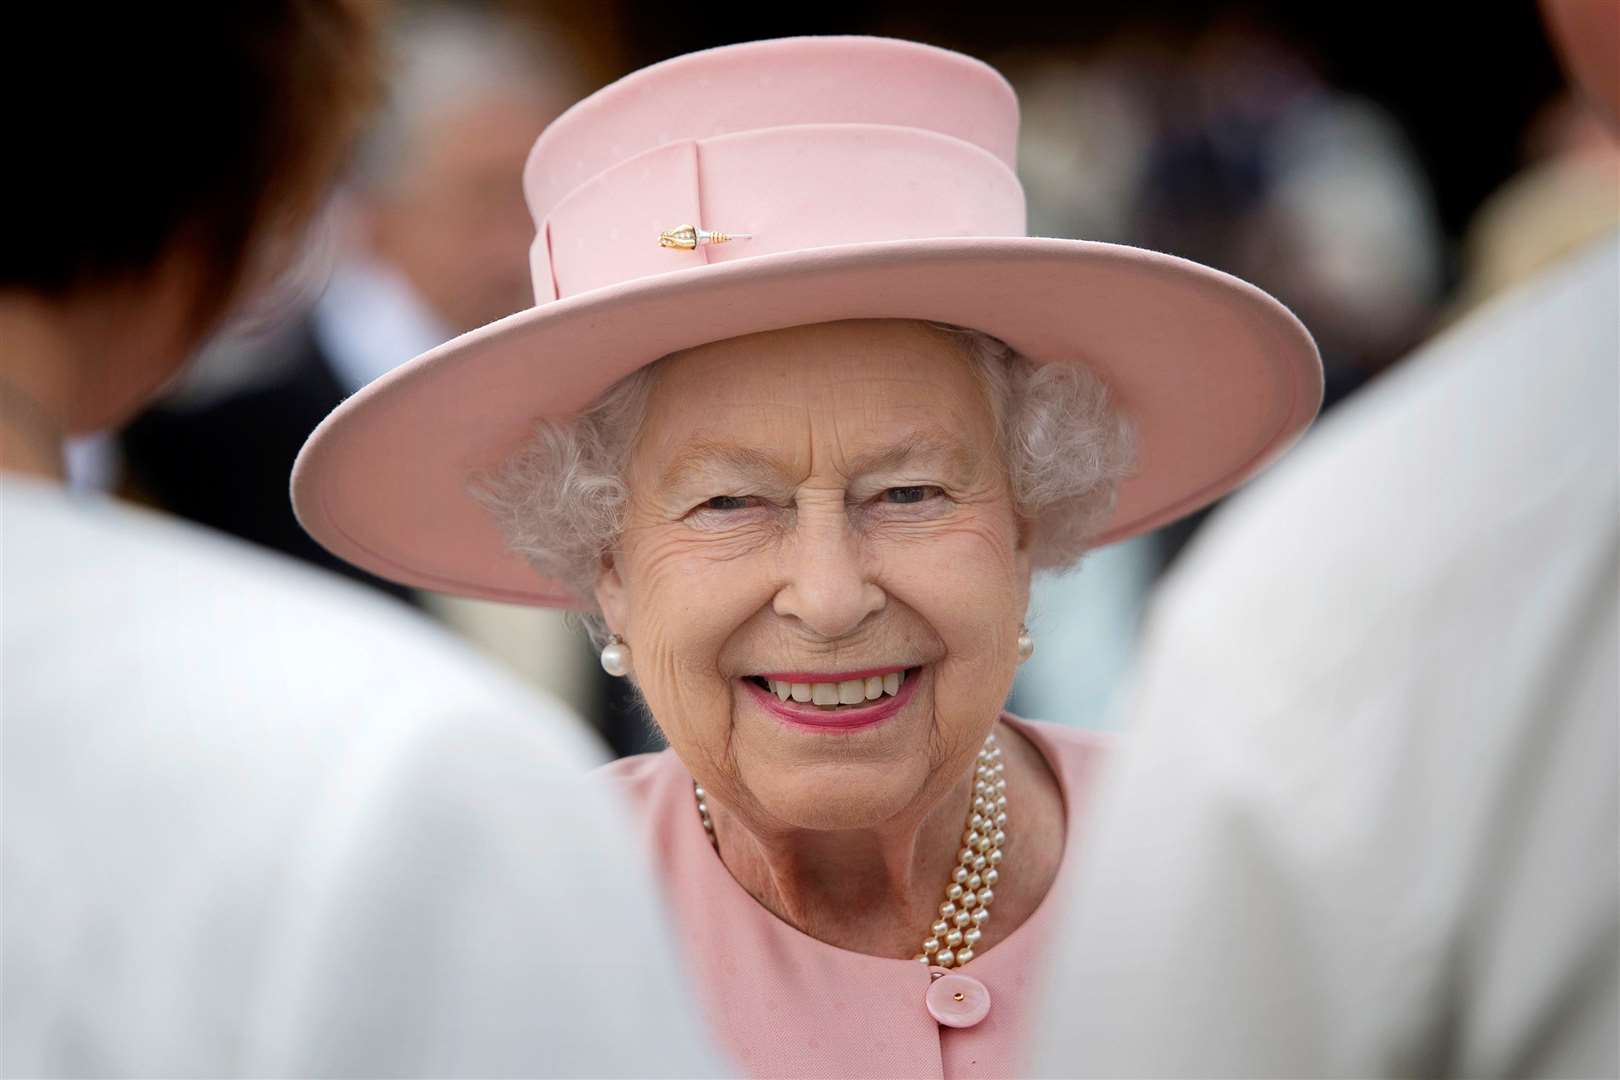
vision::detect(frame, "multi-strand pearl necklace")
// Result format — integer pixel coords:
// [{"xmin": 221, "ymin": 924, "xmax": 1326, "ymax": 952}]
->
[
  {"xmin": 917, "ymin": 732, "xmax": 1005, "ymax": 967},
  {"xmin": 691, "ymin": 730, "xmax": 1005, "ymax": 970}
]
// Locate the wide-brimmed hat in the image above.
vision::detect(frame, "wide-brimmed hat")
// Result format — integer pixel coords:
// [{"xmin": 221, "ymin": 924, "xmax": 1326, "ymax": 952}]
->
[{"xmin": 292, "ymin": 35, "xmax": 1321, "ymax": 607}]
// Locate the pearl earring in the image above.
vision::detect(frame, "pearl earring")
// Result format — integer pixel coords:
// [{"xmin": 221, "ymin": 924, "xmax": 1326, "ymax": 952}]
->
[
  {"xmin": 600, "ymin": 633, "xmax": 632, "ymax": 677},
  {"xmin": 1016, "ymin": 624, "xmax": 1034, "ymax": 662}
]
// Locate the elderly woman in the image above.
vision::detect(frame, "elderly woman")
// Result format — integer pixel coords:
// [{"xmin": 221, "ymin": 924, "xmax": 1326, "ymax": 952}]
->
[{"xmin": 294, "ymin": 35, "xmax": 1321, "ymax": 1077}]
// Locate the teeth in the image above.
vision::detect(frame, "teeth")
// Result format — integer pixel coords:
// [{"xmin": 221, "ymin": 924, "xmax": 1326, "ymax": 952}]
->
[{"xmin": 763, "ymin": 671, "xmax": 908, "ymax": 707}]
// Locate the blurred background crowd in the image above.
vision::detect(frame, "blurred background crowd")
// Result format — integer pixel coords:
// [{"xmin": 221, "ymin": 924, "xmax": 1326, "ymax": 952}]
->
[{"xmin": 90, "ymin": 0, "xmax": 1617, "ymax": 754}]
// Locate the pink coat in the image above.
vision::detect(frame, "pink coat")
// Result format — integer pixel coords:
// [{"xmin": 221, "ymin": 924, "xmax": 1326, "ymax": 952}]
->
[{"xmin": 596, "ymin": 715, "xmax": 1107, "ymax": 1078}]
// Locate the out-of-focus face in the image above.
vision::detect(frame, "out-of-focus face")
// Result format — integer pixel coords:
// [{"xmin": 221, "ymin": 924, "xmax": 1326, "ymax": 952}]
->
[
  {"xmin": 368, "ymin": 91, "xmax": 558, "ymax": 332},
  {"xmin": 1543, "ymin": 0, "xmax": 1620, "ymax": 130},
  {"xmin": 596, "ymin": 319, "xmax": 1033, "ymax": 834}
]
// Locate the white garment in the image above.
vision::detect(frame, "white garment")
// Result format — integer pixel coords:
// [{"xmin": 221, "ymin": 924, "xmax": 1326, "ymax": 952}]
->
[
  {"xmin": 1, "ymin": 479, "xmax": 727, "ymax": 1077},
  {"xmin": 1033, "ymin": 235, "xmax": 1618, "ymax": 1078}
]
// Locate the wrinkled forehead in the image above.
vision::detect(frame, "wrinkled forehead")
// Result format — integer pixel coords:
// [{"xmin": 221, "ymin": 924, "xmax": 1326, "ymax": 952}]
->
[{"xmin": 631, "ymin": 319, "xmax": 1002, "ymax": 483}]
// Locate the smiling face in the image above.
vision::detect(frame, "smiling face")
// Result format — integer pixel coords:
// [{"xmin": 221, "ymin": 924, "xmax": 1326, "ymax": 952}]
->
[{"xmin": 595, "ymin": 319, "xmax": 1033, "ymax": 835}]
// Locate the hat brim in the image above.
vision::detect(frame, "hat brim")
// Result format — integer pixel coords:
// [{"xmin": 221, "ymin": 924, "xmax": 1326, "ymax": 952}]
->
[{"xmin": 292, "ymin": 236, "xmax": 1321, "ymax": 607}]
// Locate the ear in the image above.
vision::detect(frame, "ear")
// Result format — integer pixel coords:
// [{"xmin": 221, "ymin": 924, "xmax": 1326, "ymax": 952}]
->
[{"xmin": 593, "ymin": 551, "xmax": 629, "ymax": 636}]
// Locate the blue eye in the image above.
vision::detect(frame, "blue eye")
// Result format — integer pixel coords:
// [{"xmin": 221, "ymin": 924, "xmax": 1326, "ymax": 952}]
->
[
  {"xmin": 703, "ymin": 495, "xmax": 755, "ymax": 511},
  {"xmin": 885, "ymin": 486, "xmax": 942, "ymax": 505}
]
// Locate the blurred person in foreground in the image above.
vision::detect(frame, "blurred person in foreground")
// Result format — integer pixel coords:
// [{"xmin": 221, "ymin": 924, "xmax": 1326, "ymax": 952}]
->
[
  {"xmin": 289, "ymin": 35, "xmax": 1322, "ymax": 1076},
  {"xmin": 1032, "ymin": 2, "xmax": 1617, "ymax": 1076},
  {"xmin": 120, "ymin": 7, "xmax": 609, "ymax": 730},
  {"xmin": 1, "ymin": 6, "xmax": 721, "ymax": 1076}
]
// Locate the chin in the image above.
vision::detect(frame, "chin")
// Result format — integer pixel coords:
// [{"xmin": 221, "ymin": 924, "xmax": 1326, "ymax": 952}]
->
[{"xmin": 741, "ymin": 758, "xmax": 929, "ymax": 832}]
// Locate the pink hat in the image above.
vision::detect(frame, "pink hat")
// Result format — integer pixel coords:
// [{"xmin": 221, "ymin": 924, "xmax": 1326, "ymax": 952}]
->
[{"xmin": 292, "ymin": 35, "xmax": 1321, "ymax": 607}]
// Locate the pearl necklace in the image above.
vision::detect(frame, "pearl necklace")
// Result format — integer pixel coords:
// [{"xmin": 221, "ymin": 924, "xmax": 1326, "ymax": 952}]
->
[{"xmin": 691, "ymin": 730, "xmax": 1005, "ymax": 970}]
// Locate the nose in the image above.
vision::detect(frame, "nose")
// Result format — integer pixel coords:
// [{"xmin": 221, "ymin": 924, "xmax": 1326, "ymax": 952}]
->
[{"xmin": 772, "ymin": 508, "xmax": 886, "ymax": 639}]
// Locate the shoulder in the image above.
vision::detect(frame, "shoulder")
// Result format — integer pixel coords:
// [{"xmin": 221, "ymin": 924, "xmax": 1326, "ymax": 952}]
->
[
  {"xmin": 10, "ymin": 483, "xmax": 484, "ymax": 669},
  {"xmin": 2, "ymin": 477, "xmax": 602, "ymax": 761},
  {"xmin": 1000, "ymin": 714, "xmax": 1111, "ymax": 827},
  {"xmin": 1003, "ymin": 714, "xmax": 1110, "ymax": 768}
]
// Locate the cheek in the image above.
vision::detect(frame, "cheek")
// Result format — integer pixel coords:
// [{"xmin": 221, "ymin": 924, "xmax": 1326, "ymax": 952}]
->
[
  {"xmin": 878, "ymin": 498, "xmax": 1025, "ymax": 616},
  {"xmin": 877, "ymin": 507, "xmax": 1027, "ymax": 717},
  {"xmin": 617, "ymin": 527, "xmax": 774, "ymax": 747}
]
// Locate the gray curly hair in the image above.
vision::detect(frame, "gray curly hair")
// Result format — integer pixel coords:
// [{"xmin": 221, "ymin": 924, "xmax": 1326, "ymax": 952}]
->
[{"xmin": 472, "ymin": 321, "xmax": 1136, "ymax": 642}]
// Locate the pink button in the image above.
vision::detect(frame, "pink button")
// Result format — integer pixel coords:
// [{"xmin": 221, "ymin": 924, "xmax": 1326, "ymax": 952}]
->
[{"xmin": 925, "ymin": 971, "xmax": 991, "ymax": 1028}]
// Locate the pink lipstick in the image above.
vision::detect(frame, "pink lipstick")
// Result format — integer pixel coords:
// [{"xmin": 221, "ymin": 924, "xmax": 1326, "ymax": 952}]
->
[{"xmin": 741, "ymin": 666, "xmax": 920, "ymax": 732}]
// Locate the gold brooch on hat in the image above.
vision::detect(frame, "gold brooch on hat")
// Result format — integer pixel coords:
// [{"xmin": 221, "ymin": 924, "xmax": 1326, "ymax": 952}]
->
[{"xmin": 658, "ymin": 224, "xmax": 753, "ymax": 249}]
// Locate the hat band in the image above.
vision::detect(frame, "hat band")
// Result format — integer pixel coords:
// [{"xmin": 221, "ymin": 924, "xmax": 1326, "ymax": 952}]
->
[{"xmin": 530, "ymin": 123, "xmax": 1026, "ymax": 303}]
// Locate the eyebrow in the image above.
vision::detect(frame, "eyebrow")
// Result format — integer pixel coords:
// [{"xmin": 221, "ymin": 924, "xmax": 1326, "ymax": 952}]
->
[
  {"xmin": 657, "ymin": 431, "xmax": 984, "ymax": 490},
  {"xmin": 658, "ymin": 441, "xmax": 791, "ymax": 491},
  {"xmin": 845, "ymin": 435, "xmax": 984, "ymax": 480}
]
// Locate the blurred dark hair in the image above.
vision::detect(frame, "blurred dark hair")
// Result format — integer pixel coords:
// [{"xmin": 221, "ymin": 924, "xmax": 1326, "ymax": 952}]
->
[{"xmin": 5, "ymin": 3, "xmax": 383, "ymax": 335}]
